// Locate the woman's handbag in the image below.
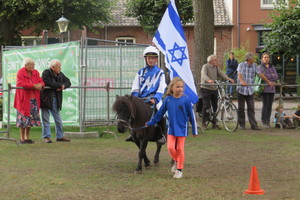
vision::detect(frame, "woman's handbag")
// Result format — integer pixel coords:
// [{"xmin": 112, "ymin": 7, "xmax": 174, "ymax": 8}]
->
[{"xmin": 254, "ymin": 74, "xmax": 264, "ymax": 95}]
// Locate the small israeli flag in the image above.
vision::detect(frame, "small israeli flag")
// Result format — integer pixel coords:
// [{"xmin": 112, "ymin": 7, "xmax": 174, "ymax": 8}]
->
[{"xmin": 153, "ymin": 0, "xmax": 198, "ymax": 104}]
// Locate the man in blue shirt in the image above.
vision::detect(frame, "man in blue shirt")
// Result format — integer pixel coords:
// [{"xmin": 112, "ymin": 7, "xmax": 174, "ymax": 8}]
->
[
  {"xmin": 126, "ymin": 46, "xmax": 167, "ymax": 143},
  {"xmin": 236, "ymin": 52, "xmax": 260, "ymax": 130}
]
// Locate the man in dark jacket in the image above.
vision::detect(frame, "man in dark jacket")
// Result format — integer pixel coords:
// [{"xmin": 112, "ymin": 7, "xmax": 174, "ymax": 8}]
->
[{"xmin": 41, "ymin": 59, "xmax": 71, "ymax": 143}]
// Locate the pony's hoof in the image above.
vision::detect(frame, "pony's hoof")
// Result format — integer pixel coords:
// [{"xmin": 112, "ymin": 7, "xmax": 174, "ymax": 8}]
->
[
  {"xmin": 145, "ymin": 164, "xmax": 151, "ymax": 168},
  {"xmin": 134, "ymin": 170, "xmax": 143, "ymax": 175},
  {"xmin": 145, "ymin": 165, "xmax": 151, "ymax": 170}
]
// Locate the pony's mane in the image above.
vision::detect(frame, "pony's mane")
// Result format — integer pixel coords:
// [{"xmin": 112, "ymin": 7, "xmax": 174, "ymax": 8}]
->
[{"xmin": 113, "ymin": 95, "xmax": 152, "ymax": 123}]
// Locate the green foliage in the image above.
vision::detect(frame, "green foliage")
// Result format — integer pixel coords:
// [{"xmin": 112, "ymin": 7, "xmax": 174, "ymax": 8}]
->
[
  {"xmin": 125, "ymin": 0, "xmax": 193, "ymax": 35},
  {"xmin": 262, "ymin": 0, "xmax": 300, "ymax": 56},
  {"xmin": 0, "ymin": 0, "xmax": 115, "ymax": 46}
]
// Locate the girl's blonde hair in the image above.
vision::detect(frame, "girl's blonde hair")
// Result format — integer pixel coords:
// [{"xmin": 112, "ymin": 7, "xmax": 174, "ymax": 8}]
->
[
  {"xmin": 166, "ymin": 77, "xmax": 184, "ymax": 96},
  {"xmin": 298, "ymin": 104, "xmax": 300, "ymax": 109}
]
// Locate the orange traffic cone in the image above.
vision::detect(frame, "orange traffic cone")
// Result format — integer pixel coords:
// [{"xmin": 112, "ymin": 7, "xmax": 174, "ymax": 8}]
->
[{"xmin": 244, "ymin": 166, "xmax": 265, "ymax": 195}]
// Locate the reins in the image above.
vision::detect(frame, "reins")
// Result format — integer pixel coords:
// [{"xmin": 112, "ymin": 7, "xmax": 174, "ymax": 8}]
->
[{"xmin": 117, "ymin": 119, "xmax": 147, "ymax": 131}]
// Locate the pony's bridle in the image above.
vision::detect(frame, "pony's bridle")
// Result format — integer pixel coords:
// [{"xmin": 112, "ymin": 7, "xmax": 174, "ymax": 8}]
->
[{"xmin": 116, "ymin": 115, "xmax": 147, "ymax": 131}]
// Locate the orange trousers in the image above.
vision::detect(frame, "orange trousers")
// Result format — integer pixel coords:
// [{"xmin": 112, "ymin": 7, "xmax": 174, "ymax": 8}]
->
[{"xmin": 167, "ymin": 134, "xmax": 186, "ymax": 170}]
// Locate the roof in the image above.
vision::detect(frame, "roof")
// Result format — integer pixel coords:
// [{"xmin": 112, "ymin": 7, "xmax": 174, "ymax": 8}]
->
[
  {"xmin": 105, "ymin": 0, "xmax": 232, "ymax": 27},
  {"xmin": 213, "ymin": 0, "xmax": 232, "ymax": 26}
]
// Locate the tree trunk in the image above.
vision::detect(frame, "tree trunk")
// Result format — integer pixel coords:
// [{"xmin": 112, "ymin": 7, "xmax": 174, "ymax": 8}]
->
[
  {"xmin": 193, "ymin": 0, "xmax": 214, "ymax": 89},
  {"xmin": 0, "ymin": 18, "xmax": 15, "ymax": 46}
]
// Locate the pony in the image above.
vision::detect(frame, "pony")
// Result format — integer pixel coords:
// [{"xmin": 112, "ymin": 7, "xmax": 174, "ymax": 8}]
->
[{"xmin": 112, "ymin": 95, "xmax": 165, "ymax": 172}]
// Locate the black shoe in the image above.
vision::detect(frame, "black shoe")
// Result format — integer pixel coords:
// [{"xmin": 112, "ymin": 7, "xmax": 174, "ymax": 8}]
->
[
  {"xmin": 20, "ymin": 140, "xmax": 26, "ymax": 144},
  {"xmin": 56, "ymin": 137, "xmax": 71, "ymax": 142},
  {"xmin": 44, "ymin": 137, "xmax": 53, "ymax": 143},
  {"xmin": 125, "ymin": 135, "xmax": 133, "ymax": 142},
  {"xmin": 25, "ymin": 139, "xmax": 35, "ymax": 144},
  {"xmin": 212, "ymin": 124, "xmax": 221, "ymax": 130},
  {"xmin": 251, "ymin": 127, "xmax": 261, "ymax": 130},
  {"xmin": 240, "ymin": 126, "xmax": 246, "ymax": 130}
]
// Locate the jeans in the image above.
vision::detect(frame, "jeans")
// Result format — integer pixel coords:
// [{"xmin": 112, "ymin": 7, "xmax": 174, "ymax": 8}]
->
[
  {"xmin": 261, "ymin": 93, "xmax": 275, "ymax": 125},
  {"xmin": 226, "ymin": 73, "xmax": 237, "ymax": 96},
  {"xmin": 41, "ymin": 97, "xmax": 64, "ymax": 139},
  {"xmin": 237, "ymin": 93, "xmax": 258, "ymax": 128}
]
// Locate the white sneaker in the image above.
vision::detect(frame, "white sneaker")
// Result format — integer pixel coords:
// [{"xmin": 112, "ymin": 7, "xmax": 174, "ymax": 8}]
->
[
  {"xmin": 171, "ymin": 162, "xmax": 177, "ymax": 173},
  {"xmin": 173, "ymin": 170, "xmax": 183, "ymax": 179}
]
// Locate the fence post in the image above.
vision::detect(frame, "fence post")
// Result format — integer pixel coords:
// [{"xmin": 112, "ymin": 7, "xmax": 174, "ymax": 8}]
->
[
  {"xmin": 0, "ymin": 83, "xmax": 18, "ymax": 145},
  {"xmin": 100, "ymin": 82, "xmax": 117, "ymax": 138}
]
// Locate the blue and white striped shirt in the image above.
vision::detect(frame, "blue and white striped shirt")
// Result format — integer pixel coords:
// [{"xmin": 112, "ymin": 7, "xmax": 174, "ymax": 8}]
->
[
  {"xmin": 236, "ymin": 61, "xmax": 259, "ymax": 96},
  {"xmin": 131, "ymin": 65, "xmax": 167, "ymax": 108}
]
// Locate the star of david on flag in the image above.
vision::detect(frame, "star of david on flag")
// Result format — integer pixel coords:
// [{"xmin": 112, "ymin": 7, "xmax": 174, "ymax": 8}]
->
[
  {"xmin": 168, "ymin": 43, "xmax": 187, "ymax": 66},
  {"xmin": 152, "ymin": 0, "xmax": 198, "ymax": 104}
]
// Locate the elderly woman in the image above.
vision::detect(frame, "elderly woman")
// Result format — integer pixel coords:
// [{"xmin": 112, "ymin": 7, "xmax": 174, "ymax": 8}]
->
[
  {"xmin": 14, "ymin": 57, "xmax": 44, "ymax": 144},
  {"xmin": 258, "ymin": 52, "xmax": 278, "ymax": 128}
]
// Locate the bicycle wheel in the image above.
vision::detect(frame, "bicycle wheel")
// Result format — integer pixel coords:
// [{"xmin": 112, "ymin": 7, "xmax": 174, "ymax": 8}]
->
[{"xmin": 221, "ymin": 101, "xmax": 238, "ymax": 132}]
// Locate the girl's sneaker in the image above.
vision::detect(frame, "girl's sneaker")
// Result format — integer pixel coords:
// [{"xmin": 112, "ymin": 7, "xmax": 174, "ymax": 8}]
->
[
  {"xmin": 171, "ymin": 162, "xmax": 177, "ymax": 173},
  {"xmin": 173, "ymin": 170, "xmax": 183, "ymax": 179}
]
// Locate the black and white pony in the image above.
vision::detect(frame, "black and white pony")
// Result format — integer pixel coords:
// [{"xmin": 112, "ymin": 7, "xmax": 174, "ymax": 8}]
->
[{"xmin": 112, "ymin": 95, "xmax": 165, "ymax": 172}]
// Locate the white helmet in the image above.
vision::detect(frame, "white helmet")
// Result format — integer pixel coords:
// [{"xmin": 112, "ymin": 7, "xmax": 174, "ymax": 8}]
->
[{"xmin": 143, "ymin": 46, "xmax": 159, "ymax": 57}]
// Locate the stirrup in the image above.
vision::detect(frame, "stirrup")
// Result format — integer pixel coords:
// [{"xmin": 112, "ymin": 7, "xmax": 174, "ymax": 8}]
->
[{"xmin": 157, "ymin": 134, "xmax": 166, "ymax": 145}]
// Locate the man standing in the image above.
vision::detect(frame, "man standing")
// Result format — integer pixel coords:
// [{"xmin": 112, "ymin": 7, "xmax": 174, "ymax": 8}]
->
[
  {"xmin": 200, "ymin": 55, "xmax": 234, "ymax": 130},
  {"xmin": 236, "ymin": 52, "xmax": 260, "ymax": 130},
  {"xmin": 41, "ymin": 59, "xmax": 71, "ymax": 143},
  {"xmin": 225, "ymin": 52, "xmax": 238, "ymax": 97}
]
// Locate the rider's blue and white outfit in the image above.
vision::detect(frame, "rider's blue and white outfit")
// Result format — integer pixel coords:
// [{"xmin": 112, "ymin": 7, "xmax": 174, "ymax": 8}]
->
[{"xmin": 131, "ymin": 65, "xmax": 167, "ymax": 109}]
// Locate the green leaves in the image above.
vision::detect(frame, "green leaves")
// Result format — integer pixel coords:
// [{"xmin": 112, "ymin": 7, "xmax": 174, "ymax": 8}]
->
[
  {"xmin": 262, "ymin": 0, "xmax": 300, "ymax": 55},
  {"xmin": 125, "ymin": 0, "xmax": 193, "ymax": 35},
  {"xmin": 0, "ymin": 0, "xmax": 115, "ymax": 45}
]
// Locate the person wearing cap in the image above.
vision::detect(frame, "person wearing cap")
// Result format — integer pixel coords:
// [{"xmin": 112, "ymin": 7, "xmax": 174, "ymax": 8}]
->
[{"xmin": 126, "ymin": 46, "xmax": 167, "ymax": 143}]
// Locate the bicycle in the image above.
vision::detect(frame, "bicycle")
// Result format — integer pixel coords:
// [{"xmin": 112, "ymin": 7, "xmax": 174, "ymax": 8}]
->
[{"xmin": 198, "ymin": 80, "xmax": 238, "ymax": 132}]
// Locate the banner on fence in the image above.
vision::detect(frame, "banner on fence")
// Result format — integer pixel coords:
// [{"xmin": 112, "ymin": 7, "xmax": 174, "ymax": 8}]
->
[{"xmin": 2, "ymin": 42, "xmax": 80, "ymax": 125}]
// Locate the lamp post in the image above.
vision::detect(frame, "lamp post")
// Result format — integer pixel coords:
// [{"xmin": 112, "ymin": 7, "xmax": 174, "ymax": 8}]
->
[{"xmin": 56, "ymin": 15, "xmax": 70, "ymax": 43}]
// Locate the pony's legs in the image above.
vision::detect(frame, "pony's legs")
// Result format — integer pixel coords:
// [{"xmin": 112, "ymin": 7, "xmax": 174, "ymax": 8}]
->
[
  {"xmin": 154, "ymin": 143, "xmax": 162, "ymax": 164},
  {"xmin": 135, "ymin": 139, "xmax": 150, "ymax": 172}
]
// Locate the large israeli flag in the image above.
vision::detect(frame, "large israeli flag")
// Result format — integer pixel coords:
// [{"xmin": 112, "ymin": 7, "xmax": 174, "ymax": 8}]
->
[{"xmin": 153, "ymin": 0, "xmax": 198, "ymax": 104}]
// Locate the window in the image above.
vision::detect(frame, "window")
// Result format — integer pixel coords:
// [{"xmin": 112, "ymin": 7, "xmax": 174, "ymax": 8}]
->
[
  {"xmin": 21, "ymin": 36, "xmax": 42, "ymax": 46},
  {"xmin": 116, "ymin": 37, "xmax": 135, "ymax": 46},
  {"xmin": 260, "ymin": 0, "xmax": 280, "ymax": 9}
]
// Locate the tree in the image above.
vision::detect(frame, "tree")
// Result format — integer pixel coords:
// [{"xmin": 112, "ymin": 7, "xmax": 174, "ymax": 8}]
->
[
  {"xmin": 126, "ymin": 0, "xmax": 214, "ymax": 88},
  {"xmin": 126, "ymin": 0, "xmax": 193, "ymax": 35},
  {"xmin": 262, "ymin": 0, "xmax": 300, "ymax": 56},
  {"xmin": 0, "ymin": 0, "xmax": 114, "ymax": 46},
  {"xmin": 193, "ymin": 0, "xmax": 214, "ymax": 85}
]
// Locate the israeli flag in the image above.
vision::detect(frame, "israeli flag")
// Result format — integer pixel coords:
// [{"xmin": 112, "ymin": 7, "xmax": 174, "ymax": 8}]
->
[{"xmin": 153, "ymin": 0, "xmax": 198, "ymax": 104}]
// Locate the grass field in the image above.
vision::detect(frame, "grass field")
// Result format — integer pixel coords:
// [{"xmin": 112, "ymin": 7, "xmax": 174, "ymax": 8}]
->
[{"xmin": 1, "ymin": 126, "xmax": 300, "ymax": 200}]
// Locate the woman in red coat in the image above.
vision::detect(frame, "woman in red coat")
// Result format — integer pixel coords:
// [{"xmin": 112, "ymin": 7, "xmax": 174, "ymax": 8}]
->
[{"xmin": 14, "ymin": 57, "xmax": 45, "ymax": 144}]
